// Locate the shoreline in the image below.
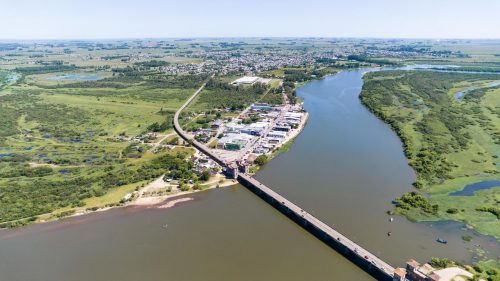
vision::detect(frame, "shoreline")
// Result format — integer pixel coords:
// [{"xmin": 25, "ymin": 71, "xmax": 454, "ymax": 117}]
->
[
  {"xmin": 248, "ymin": 107, "xmax": 309, "ymax": 174},
  {"xmin": 1, "ymin": 173, "xmax": 239, "ymax": 229},
  {"xmin": 1, "ymin": 75, "xmax": 315, "ymax": 229},
  {"xmin": 359, "ymin": 68, "xmax": 500, "ymax": 242},
  {"xmin": 271, "ymin": 110, "xmax": 309, "ymax": 157},
  {"xmin": 74, "ymin": 176, "xmax": 238, "ymax": 218},
  {"xmin": 32, "ymin": 178, "xmax": 240, "ymax": 225},
  {"xmin": 129, "ymin": 176, "xmax": 238, "ymax": 207}
]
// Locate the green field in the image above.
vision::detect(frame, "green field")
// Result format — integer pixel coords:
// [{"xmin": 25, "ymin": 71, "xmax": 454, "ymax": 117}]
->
[
  {"xmin": 187, "ymin": 77, "xmax": 279, "ymax": 111},
  {"xmin": 0, "ymin": 62, "xmax": 206, "ymax": 226},
  {"xmin": 360, "ymin": 71, "xmax": 500, "ymax": 239}
]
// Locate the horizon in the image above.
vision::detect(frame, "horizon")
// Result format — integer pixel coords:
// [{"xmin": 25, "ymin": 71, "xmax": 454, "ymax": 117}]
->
[
  {"xmin": 2, "ymin": 37, "xmax": 500, "ymax": 42},
  {"xmin": 2, "ymin": 0, "xmax": 500, "ymax": 40},
  {"xmin": 1, "ymin": 1, "xmax": 500, "ymax": 279}
]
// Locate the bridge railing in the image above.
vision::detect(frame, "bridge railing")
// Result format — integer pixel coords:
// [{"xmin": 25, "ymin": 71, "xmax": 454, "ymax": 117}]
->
[
  {"xmin": 238, "ymin": 173, "xmax": 395, "ymax": 277},
  {"xmin": 173, "ymin": 79, "xmax": 395, "ymax": 280}
]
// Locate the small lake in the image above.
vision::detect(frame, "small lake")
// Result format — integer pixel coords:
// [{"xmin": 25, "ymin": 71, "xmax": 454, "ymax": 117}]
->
[
  {"xmin": 7, "ymin": 73, "xmax": 20, "ymax": 82},
  {"xmin": 0, "ymin": 153, "xmax": 15, "ymax": 158},
  {"xmin": 455, "ymin": 81, "xmax": 500, "ymax": 99},
  {"xmin": 46, "ymin": 74, "xmax": 104, "ymax": 81},
  {"xmin": 449, "ymin": 180, "xmax": 500, "ymax": 196}
]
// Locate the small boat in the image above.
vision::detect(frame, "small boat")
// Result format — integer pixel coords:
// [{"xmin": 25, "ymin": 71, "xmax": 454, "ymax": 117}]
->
[
  {"xmin": 389, "ymin": 217, "xmax": 394, "ymax": 222},
  {"xmin": 387, "ymin": 232, "xmax": 392, "ymax": 236},
  {"xmin": 436, "ymin": 238, "xmax": 447, "ymax": 244}
]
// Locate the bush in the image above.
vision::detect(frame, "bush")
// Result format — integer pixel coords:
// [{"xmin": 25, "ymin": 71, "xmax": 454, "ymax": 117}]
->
[
  {"xmin": 254, "ymin": 155, "xmax": 269, "ymax": 166},
  {"xmin": 395, "ymin": 192, "xmax": 438, "ymax": 214},
  {"xmin": 179, "ymin": 184, "xmax": 190, "ymax": 192},
  {"xmin": 430, "ymin": 257, "xmax": 453, "ymax": 269},
  {"xmin": 200, "ymin": 170, "xmax": 211, "ymax": 181}
]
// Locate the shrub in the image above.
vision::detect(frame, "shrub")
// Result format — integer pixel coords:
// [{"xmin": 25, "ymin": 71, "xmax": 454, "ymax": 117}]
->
[{"xmin": 254, "ymin": 155, "xmax": 269, "ymax": 166}]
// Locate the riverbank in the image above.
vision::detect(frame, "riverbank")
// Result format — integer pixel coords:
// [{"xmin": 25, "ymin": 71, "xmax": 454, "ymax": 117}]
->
[
  {"xmin": 34, "ymin": 175, "xmax": 236, "ymax": 219},
  {"xmin": 2, "ymin": 67, "xmax": 499, "ymax": 281},
  {"xmin": 359, "ymin": 70, "xmax": 500, "ymax": 242},
  {"xmin": 0, "ymin": 163, "xmax": 238, "ymax": 228},
  {"xmin": 249, "ymin": 107, "xmax": 309, "ymax": 173},
  {"xmin": 269, "ymin": 110, "xmax": 309, "ymax": 157},
  {"xmin": 130, "ymin": 174, "xmax": 238, "ymax": 206}
]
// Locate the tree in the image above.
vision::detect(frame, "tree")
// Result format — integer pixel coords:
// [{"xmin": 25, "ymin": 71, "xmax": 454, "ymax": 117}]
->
[
  {"xmin": 168, "ymin": 136, "xmax": 179, "ymax": 145},
  {"xmin": 179, "ymin": 183, "xmax": 189, "ymax": 191},
  {"xmin": 200, "ymin": 169, "xmax": 211, "ymax": 181},
  {"xmin": 254, "ymin": 155, "xmax": 269, "ymax": 166}
]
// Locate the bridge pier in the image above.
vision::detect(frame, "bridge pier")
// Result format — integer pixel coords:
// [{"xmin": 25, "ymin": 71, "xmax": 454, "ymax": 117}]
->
[
  {"xmin": 172, "ymin": 82, "xmax": 394, "ymax": 281},
  {"xmin": 237, "ymin": 173, "xmax": 394, "ymax": 281}
]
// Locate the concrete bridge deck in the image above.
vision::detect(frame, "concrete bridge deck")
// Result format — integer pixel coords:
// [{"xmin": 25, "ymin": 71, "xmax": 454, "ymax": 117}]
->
[
  {"xmin": 173, "ymin": 80, "xmax": 395, "ymax": 280},
  {"xmin": 238, "ymin": 173, "xmax": 395, "ymax": 280}
]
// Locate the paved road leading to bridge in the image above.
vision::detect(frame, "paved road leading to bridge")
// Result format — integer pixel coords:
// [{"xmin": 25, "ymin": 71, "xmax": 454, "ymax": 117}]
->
[{"xmin": 173, "ymin": 81, "xmax": 395, "ymax": 280}]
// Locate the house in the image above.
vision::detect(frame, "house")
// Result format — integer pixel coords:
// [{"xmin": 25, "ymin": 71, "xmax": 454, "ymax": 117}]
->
[
  {"xmin": 264, "ymin": 111, "xmax": 280, "ymax": 118},
  {"xmin": 198, "ymin": 157, "xmax": 210, "ymax": 163},
  {"xmin": 251, "ymin": 103, "xmax": 273, "ymax": 111},
  {"xmin": 273, "ymin": 125, "xmax": 291, "ymax": 132},
  {"xmin": 267, "ymin": 137, "xmax": 281, "ymax": 144},
  {"xmin": 284, "ymin": 112, "xmax": 302, "ymax": 121},
  {"xmin": 397, "ymin": 259, "xmax": 474, "ymax": 281},
  {"xmin": 267, "ymin": 131, "xmax": 287, "ymax": 139},
  {"xmin": 241, "ymin": 122, "xmax": 269, "ymax": 136},
  {"xmin": 253, "ymin": 147, "xmax": 268, "ymax": 154},
  {"xmin": 241, "ymin": 127, "xmax": 263, "ymax": 136},
  {"xmin": 393, "ymin": 267, "xmax": 407, "ymax": 281},
  {"xmin": 225, "ymin": 122, "xmax": 245, "ymax": 134},
  {"xmin": 216, "ymin": 134, "xmax": 251, "ymax": 151},
  {"xmin": 225, "ymin": 141, "xmax": 246, "ymax": 151},
  {"xmin": 211, "ymin": 120, "xmax": 224, "ymax": 129}
]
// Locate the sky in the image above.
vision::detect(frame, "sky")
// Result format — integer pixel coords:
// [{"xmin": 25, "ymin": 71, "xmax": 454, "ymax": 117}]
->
[{"xmin": 1, "ymin": 0, "xmax": 500, "ymax": 39}]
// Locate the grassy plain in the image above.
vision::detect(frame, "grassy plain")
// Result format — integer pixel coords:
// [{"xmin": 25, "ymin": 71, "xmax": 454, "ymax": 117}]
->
[{"xmin": 0, "ymin": 52, "xmax": 207, "ymax": 226}]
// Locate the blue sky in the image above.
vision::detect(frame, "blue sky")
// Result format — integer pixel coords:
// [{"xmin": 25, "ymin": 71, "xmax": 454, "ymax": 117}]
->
[{"xmin": 1, "ymin": 0, "xmax": 500, "ymax": 39}]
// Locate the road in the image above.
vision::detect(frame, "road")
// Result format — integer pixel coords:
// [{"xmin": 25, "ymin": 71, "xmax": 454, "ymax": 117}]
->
[
  {"xmin": 236, "ymin": 103, "xmax": 290, "ymax": 160},
  {"xmin": 172, "ymin": 80, "xmax": 395, "ymax": 280},
  {"xmin": 239, "ymin": 173, "xmax": 395, "ymax": 278}
]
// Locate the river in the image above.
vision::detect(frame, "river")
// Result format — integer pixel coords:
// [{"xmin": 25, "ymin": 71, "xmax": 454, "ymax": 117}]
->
[{"xmin": 0, "ymin": 69, "xmax": 498, "ymax": 281}]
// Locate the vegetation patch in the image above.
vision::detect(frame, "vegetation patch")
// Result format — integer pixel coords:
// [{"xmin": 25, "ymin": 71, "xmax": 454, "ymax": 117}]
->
[
  {"xmin": 0, "ymin": 62, "xmax": 207, "ymax": 226},
  {"xmin": 192, "ymin": 78, "xmax": 269, "ymax": 110},
  {"xmin": 361, "ymin": 71, "xmax": 500, "ymax": 239}
]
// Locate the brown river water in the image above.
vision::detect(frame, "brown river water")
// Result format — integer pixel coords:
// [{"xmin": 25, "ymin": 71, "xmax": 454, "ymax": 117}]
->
[{"xmin": 0, "ymin": 69, "xmax": 498, "ymax": 281}]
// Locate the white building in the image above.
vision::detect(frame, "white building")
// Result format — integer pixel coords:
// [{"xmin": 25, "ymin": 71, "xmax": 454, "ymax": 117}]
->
[
  {"xmin": 267, "ymin": 131, "xmax": 287, "ymax": 139},
  {"xmin": 232, "ymin": 76, "xmax": 260, "ymax": 86}
]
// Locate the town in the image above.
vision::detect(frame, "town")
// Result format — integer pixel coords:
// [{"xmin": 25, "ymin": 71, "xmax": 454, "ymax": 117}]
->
[
  {"xmin": 196, "ymin": 76, "xmax": 306, "ymax": 165},
  {"xmin": 393, "ymin": 259, "xmax": 479, "ymax": 281},
  {"xmin": 1, "ymin": 12, "xmax": 499, "ymax": 279},
  {"xmin": 112, "ymin": 75, "xmax": 306, "ymax": 206}
]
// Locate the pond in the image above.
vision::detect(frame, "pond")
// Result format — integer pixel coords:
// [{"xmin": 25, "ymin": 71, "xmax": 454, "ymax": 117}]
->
[
  {"xmin": 449, "ymin": 180, "xmax": 500, "ymax": 196},
  {"xmin": 454, "ymin": 81, "xmax": 500, "ymax": 99},
  {"xmin": 46, "ymin": 74, "xmax": 104, "ymax": 81},
  {"xmin": 0, "ymin": 153, "xmax": 15, "ymax": 158}
]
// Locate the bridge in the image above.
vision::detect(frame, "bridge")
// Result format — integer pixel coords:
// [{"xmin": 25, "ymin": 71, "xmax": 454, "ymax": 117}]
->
[{"xmin": 173, "ymin": 81, "xmax": 396, "ymax": 281}]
